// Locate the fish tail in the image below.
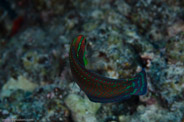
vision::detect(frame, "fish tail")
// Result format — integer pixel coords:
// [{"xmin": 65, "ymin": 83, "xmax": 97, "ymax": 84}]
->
[{"xmin": 132, "ymin": 69, "xmax": 147, "ymax": 95}]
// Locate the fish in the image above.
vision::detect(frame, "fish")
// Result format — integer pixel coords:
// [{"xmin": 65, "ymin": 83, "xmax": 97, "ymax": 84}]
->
[
  {"xmin": 69, "ymin": 35, "xmax": 147, "ymax": 103},
  {"xmin": 9, "ymin": 16, "xmax": 24, "ymax": 37}
]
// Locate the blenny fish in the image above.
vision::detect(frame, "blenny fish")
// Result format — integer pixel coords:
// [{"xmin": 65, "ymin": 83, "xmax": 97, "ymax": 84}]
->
[{"xmin": 69, "ymin": 35, "xmax": 147, "ymax": 103}]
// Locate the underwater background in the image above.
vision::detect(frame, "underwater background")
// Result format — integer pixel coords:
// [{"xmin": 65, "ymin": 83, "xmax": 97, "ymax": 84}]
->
[{"xmin": 0, "ymin": 0, "xmax": 184, "ymax": 121}]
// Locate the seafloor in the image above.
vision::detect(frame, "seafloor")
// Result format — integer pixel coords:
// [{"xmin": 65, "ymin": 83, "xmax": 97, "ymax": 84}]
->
[{"xmin": 0, "ymin": 0, "xmax": 184, "ymax": 122}]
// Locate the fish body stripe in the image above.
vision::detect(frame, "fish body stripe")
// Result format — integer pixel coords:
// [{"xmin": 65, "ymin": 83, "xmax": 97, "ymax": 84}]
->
[
  {"xmin": 77, "ymin": 36, "xmax": 84, "ymax": 58},
  {"xmin": 69, "ymin": 35, "xmax": 147, "ymax": 103}
]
